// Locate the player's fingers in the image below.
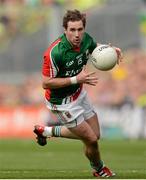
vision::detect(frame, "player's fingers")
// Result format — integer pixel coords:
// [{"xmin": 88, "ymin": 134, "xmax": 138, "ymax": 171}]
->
[
  {"xmin": 86, "ymin": 76, "xmax": 98, "ymax": 81},
  {"xmin": 114, "ymin": 47, "xmax": 123, "ymax": 64},
  {"xmin": 119, "ymin": 53, "xmax": 123, "ymax": 61},
  {"xmin": 85, "ymin": 77, "xmax": 98, "ymax": 85},
  {"xmin": 87, "ymin": 71, "xmax": 96, "ymax": 76},
  {"xmin": 115, "ymin": 48, "xmax": 122, "ymax": 58},
  {"xmin": 86, "ymin": 81, "xmax": 98, "ymax": 86},
  {"xmin": 117, "ymin": 56, "xmax": 123, "ymax": 65},
  {"xmin": 117, "ymin": 51, "xmax": 123, "ymax": 64}
]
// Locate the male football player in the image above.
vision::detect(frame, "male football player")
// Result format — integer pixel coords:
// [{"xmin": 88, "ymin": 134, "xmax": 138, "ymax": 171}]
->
[{"xmin": 34, "ymin": 9, "xmax": 122, "ymax": 178}]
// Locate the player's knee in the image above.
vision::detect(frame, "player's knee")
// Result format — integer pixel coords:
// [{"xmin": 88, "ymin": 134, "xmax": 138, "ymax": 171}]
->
[
  {"xmin": 86, "ymin": 136, "xmax": 98, "ymax": 147},
  {"xmin": 86, "ymin": 133, "xmax": 100, "ymax": 146}
]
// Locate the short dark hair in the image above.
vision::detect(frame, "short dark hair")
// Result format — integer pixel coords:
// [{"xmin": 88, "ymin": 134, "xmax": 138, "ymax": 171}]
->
[{"xmin": 63, "ymin": 9, "xmax": 86, "ymax": 29}]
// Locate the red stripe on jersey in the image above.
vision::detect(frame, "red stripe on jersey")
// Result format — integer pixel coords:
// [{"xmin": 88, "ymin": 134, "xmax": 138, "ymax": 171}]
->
[
  {"xmin": 42, "ymin": 38, "xmax": 61, "ymax": 101},
  {"xmin": 72, "ymin": 85, "xmax": 83, "ymax": 101},
  {"xmin": 42, "ymin": 38, "xmax": 61, "ymax": 77},
  {"xmin": 45, "ymin": 89, "xmax": 51, "ymax": 101}
]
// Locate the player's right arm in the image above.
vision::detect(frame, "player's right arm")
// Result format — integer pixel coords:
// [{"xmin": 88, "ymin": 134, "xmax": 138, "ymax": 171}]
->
[
  {"xmin": 42, "ymin": 75, "xmax": 72, "ymax": 89},
  {"xmin": 42, "ymin": 67, "xmax": 98, "ymax": 89},
  {"xmin": 42, "ymin": 47, "xmax": 76, "ymax": 89}
]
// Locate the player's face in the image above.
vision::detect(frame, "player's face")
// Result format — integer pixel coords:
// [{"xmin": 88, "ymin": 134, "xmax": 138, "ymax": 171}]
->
[{"xmin": 64, "ymin": 20, "xmax": 85, "ymax": 47}]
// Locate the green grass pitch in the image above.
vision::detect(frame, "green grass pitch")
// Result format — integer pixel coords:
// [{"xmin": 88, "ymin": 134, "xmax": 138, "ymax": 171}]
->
[{"xmin": 0, "ymin": 138, "xmax": 146, "ymax": 179}]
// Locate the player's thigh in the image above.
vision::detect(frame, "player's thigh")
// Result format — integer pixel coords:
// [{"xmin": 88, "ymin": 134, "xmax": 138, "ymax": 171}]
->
[
  {"xmin": 86, "ymin": 113, "xmax": 100, "ymax": 139},
  {"xmin": 68, "ymin": 120, "xmax": 97, "ymax": 144},
  {"xmin": 81, "ymin": 94, "xmax": 100, "ymax": 139},
  {"xmin": 60, "ymin": 126, "xmax": 79, "ymax": 139}
]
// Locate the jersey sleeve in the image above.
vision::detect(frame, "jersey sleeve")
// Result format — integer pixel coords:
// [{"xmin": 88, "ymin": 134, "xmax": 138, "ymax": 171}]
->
[
  {"xmin": 42, "ymin": 52, "xmax": 58, "ymax": 77},
  {"xmin": 84, "ymin": 32, "xmax": 97, "ymax": 53},
  {"xmin": 42, "ymin": 39, "xmax": 61, "ymax": 77},
  {"xmin": 89, "ymin": 38, "xmax": 97, "ymax": 53}
]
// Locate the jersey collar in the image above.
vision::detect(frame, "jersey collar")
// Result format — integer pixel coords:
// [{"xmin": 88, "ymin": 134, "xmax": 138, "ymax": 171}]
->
[{"xmin": 61, "ymin": 34, "xmax": 73, "ymax": 50}]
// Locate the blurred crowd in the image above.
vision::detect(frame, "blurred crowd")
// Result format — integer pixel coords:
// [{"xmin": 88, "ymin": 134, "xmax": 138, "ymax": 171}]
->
[
  {"xmin": 0, "ymin": 75, "xmax": 43, "ymax": 106},
  {"xmin": 0, "ymin": 0, "xmax": 102, "ymax": 8},
  {"xmin": 0, "ymin": 0, "xmax": 102, "ymax": 51},
  {"xmin": 0, "ymin": 0, "xmax": 51, "ymax": 50},
  {"xmin": 0, "ymin": 49, "xmax": 146, "ymax": 108}
]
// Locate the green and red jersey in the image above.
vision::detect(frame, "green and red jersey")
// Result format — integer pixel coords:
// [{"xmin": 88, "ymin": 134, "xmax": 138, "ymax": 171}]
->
[{"xmin": 42, "ymin": 32, "xmax": 96, "ymax": 105}]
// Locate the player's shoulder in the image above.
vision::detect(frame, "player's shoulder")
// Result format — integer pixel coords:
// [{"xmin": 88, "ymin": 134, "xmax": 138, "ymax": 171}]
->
[
  {"xmin": 82, "ymin": 32, "xmax": 96, "ymax": 50},
  {"xmin": 44, "ymin": 38, "xmax": 61, "ymax": 56},
  {"xmin": 44, "ymin": 34, "xmax": 67, "ymax": 57},
  {"xmin": 83, "ymin": 32, "xmax": 94, "ymax": 41}
]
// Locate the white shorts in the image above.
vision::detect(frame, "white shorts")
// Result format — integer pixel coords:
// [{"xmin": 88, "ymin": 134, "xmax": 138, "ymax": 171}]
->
[{"xmin": 45, "ymin": 89, "xmax": 96, "ymax": 128}]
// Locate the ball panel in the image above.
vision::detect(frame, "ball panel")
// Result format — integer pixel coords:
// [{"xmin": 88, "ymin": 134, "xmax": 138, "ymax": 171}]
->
[{"xmin": 90, "ymin": 45, "xmax": 118, "ymax": 71}]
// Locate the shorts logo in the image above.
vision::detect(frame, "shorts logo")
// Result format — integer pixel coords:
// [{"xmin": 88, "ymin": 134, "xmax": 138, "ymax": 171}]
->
[{"xmin": 64, "ymin": 111, "xmax": 72, "ymax": 118}]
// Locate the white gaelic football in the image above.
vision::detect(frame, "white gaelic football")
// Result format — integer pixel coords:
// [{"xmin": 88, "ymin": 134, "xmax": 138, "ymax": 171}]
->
[{"xmin": 90, "ymin": 44, "xmax": 118, "ymax": 71}]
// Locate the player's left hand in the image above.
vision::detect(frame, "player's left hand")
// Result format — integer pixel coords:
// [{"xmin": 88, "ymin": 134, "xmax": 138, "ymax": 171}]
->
[
  {"xmin": 114, "ymin": 47, "xmax": 123, "ymax": 65},
  {"xmin": 108, "ymin": 43, "xmax": 123, "ymax": 65}
]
